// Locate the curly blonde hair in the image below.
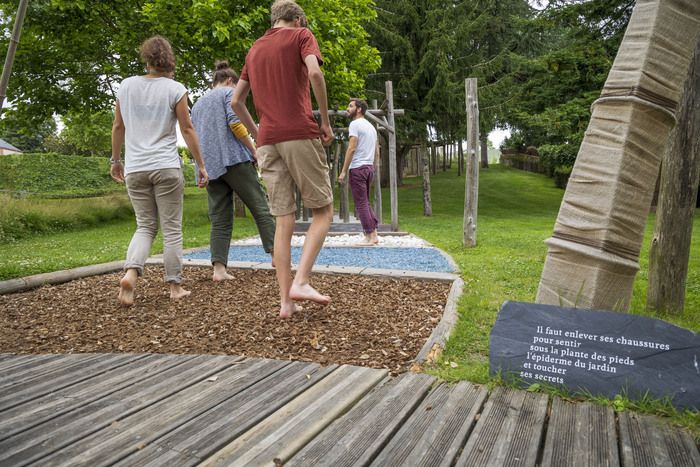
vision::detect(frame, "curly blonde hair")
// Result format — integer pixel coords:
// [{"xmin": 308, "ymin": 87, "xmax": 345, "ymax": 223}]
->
[
  {"xmin": 270, "ymin": 0, "xmax": 307, "ymax": 27},
  {"xmin": 139, "ymin": 36, "xmax": 176, "ymax": 73}
]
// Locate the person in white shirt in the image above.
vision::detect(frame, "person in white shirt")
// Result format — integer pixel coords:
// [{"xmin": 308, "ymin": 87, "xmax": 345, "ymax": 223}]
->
[
  {"xmin": 338, "ymin": 99, "xmax": 380, "ymax": 245},
  {"xmin": 110, "ymin": 35, "xmax": 209, "ymax": 306}
]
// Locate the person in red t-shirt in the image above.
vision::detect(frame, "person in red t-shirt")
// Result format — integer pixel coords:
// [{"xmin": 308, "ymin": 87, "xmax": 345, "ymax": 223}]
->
[{"xmin": 232, "ymin": 0, "xmax": 334, "ymax": 318}]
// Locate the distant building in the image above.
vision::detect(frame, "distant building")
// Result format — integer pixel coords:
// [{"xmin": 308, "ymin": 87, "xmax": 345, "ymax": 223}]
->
[{"xmin": 0, "ymin": 138, "xmax": 21, "ymax": 155}]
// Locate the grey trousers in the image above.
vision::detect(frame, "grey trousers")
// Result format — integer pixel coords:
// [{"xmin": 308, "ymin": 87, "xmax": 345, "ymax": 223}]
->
[
  {"xmin": 207, "ymin": 162, "xmax": 275, "ymax": 266},
  {"xmin": 124, "ymin": 168, "xmax": 185, "ymax": 283}
]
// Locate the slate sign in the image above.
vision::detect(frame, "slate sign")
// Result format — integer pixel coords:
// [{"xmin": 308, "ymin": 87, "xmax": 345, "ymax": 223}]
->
[{"xmin": 489, "ymin": 301, "xmax": 700, "ymax": 409}]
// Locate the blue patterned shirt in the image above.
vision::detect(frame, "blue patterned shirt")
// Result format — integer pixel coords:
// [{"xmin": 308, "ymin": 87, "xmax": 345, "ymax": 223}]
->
[{"xmin": 191, "ymin": 87, "xmax": 253, "ymax": 180}]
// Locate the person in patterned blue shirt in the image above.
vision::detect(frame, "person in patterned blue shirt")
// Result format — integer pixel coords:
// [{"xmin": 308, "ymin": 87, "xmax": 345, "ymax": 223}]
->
[{"xmin": 191, "ymin": 60, "xmax": 275, "ymax": 281}]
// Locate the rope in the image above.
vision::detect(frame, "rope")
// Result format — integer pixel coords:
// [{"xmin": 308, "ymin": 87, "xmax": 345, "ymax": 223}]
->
[{"xmin": 591, "ymin": 85, "xmax": 678, "ymax": 122}]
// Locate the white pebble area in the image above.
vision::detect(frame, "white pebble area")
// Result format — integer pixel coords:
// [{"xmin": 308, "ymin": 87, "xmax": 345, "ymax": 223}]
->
[{"xmin": 231, "ymin": 234, "xmax": 432, "ymax": 248}]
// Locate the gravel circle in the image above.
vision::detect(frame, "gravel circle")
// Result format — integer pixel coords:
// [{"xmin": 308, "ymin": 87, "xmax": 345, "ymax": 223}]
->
[{"xmin": 185, "ymin": 246, "xmax": 455, "ymax": 273}]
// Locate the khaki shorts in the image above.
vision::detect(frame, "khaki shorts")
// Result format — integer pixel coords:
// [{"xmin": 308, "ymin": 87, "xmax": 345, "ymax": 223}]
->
[{"xmin": 257, "ymin": 138, "xmax": 333, "ymax": 216}]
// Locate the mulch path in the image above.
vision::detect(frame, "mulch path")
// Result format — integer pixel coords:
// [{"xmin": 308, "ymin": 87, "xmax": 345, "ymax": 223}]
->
[{"xmin": 0, "ymin": 266, "xmax": 451, "ymax": 374}]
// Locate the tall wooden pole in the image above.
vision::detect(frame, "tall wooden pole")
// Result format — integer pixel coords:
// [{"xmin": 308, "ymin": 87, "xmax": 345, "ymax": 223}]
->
[
  {"xmin": 0, "ymin": 0, "xmax": 30, "ymax": 117},
  {"xmin": 371, "ymin": 99, "xmax": 383, "ymax": 224},
  {"xmin": 386, "ymin": 81, "xmax": 399, "ymax": 231},
  {"xmin": 422, "ymin": 144, "xmax": 432, "ymax": 216},
  {"xmin": 463, "ymin": 78, "xmax": 480, "ymax": 247},
  {"xmin": 647, "ymin": 36, "xmax": 700, "ymax": 313}
]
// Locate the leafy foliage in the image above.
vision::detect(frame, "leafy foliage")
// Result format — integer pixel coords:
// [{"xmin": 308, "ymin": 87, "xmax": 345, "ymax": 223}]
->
[{"xmin": 0, "ymin": 0, "xmax": 379, "ymax": 137}]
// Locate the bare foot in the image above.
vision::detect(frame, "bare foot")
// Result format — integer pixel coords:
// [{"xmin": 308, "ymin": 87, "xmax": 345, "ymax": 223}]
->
[
  {"xmin": 118, "ymin": 275, "xmax": 136, "ymax": 307},
  {"xmin": 170, "ymin": 285, "xmax": 192, "ymax": 300},
  {"xmin": 279, "ymin": 303, "xmax": 304, "ymax": 318},
  {"xmin": 289, "ymin": 283, "xmax": 331, "ymax": 305},
  {"xmin": 213, "ymin": 270, "xmax": 235, "ymax": 281}
]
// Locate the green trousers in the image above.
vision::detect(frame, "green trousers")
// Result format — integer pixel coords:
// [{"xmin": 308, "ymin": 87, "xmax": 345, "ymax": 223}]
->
[{"xmin": 207, "ymin": 162, "xmax": 275, "ymax": 266}]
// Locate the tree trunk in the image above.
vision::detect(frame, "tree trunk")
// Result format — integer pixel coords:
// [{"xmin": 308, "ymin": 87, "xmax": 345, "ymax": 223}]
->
[
  {"xmin": 234, "ymin": 193, "xmax": 246, "ymax": 218},
  {"xmin": 458, "ymin": 140, "xmax": 464, "ymax": 176},
  {"xmin": 480, "ymin": 135, "xmax": 489, "ymax": 168},
  {"xmin": 536, "ymin": 0, "xmax": 700, "ymax": 311},
  {"xmin": 422, "ymin": 144, "xmax": 432, "ymax": 216},
  {"xmin": 647, "ymin": 36, "xmax": 700, "ymax": 313}
]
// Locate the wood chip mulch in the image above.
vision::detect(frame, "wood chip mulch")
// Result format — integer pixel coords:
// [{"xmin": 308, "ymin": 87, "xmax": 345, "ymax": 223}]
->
[{"xmin": 0, "ymin": 266, "xmax": 451, "ymax": 374}]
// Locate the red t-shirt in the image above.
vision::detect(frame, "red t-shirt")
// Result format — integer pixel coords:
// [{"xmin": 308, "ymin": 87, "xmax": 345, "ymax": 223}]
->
[{"xmin": 240, "ymin": 27, "xmax": 324, "ymax": 146}]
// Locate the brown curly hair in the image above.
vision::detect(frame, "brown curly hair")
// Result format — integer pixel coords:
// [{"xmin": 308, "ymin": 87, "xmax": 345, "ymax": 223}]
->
[
  {"xmin": 212, "ymin": 60, "xmax": 239, "ymax": 86},
  {"xmin": 139, "ymin": 36, "xmax": 176, "ymax": 73}
]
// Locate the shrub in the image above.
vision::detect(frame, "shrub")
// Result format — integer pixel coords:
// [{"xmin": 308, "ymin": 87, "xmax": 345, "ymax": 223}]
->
[
  {"xmin": 0, "ymin": 152, "xmax": 197, "ymax": 197},
  {"xmin": 554, "ymin": 165, "xmax": 573, "ymax": 189},
  {"xmin": 539, "ymin": 143, "xmax": 579, "ymax": 178},
  {"xmin": 0, "ymin": 194, "xmax": 133, "ymax": 243}
]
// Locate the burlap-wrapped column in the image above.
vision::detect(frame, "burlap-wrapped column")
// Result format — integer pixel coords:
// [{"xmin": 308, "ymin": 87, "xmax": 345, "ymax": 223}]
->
[{"xmin": 536, "ymin": 0, "xmax": 700, "ymax": 311}]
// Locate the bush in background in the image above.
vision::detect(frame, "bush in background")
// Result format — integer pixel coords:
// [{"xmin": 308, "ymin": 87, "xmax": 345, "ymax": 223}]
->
[
  {"xmin": 0, "ymin": 152, "xmax": 196, "ymax": 198},
  {"xmin": 0, "ymin": 193, "xmax": 133, "ymax": 243}
]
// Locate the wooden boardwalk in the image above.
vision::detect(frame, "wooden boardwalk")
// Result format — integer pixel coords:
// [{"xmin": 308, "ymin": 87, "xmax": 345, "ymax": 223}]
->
[{"xmin": 0, "ymin": 353, "xmax": 698, "ymax": 466}]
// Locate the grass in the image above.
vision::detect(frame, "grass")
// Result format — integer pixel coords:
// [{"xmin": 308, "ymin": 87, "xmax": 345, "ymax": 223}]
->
[
  {"xmin": 0, "ymin": 186, "xmax": 259, "ymax": 280},
  {"xmin": 0, "ymin": 164, "xmax": 698, "ymax": 435}
]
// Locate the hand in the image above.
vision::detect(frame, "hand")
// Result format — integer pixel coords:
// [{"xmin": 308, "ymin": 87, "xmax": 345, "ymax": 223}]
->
[
  {"xmin": 338, "ymin": 170, "xmax": 347, "ymax": 185},
  {"xmin": 319, "ymin": 122, "xmax": 333, "ymax": 147},
  {"xmin": 198, "ymin": 167, "xmax": 209, "ymax": 188},
  {"xmin": 110, "ymin": 163, "xmax": 125, "ymax": 183}
]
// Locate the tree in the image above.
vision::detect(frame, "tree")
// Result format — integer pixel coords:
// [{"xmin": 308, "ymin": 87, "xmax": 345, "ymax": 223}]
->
[
  {"xmin": 536, "ymin": 0, "xmax": 700, "ymax": 312},
  {"xmin": 0, "ymin": 0, "xmax": 379, "ymax": 140},
  {"xmin": 647, "ymin": 37, "xmax": 700, "ymax": 314},
  {"xmin": 501, "ymin": 0, "xmax": 633, "ymax": 151},
  {"xmin": 0, "ymin": 110, "xmax": 56, "ymax": 152}
]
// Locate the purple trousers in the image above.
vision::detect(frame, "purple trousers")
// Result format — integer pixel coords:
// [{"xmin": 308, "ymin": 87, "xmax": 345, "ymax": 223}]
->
[{"xmin": 349, "ymin": 164, "xmax": 379, "ymax": 234}]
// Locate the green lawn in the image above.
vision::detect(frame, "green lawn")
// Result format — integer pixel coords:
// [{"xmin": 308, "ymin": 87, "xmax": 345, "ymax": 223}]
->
[{"xmin": 1, "ymin": 164, "xmax": 698, "ymax": 433}]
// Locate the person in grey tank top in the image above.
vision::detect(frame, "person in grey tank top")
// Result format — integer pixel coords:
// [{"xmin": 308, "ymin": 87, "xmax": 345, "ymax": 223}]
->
[
  {"xmin": 110, "ymin": 35, "xmax": 209, "ymax": 307},
  {"xmin": 191, "ymin": 61, "xmax": 275, "ymax": 282}
]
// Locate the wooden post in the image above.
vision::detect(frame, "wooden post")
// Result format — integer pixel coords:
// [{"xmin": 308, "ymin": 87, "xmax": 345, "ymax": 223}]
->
[
  {"xmin": 0, "ymin": 0, "xmax": 29, "ymax": 117},
  {"xmin": 386, "ymin": 81, "xmax": 399, "ymax": 231},
  {"xmin": 463, "ymin": 78, "xmax": 479, "ymax": 247},
  {"xmin": 422, "ymin": 144, "xmax": 432, "ymax": 216},
  {"xmin": 339, "ymin": 140, "xmax": 350, "ymax": 223},
  {"xmin": 371, "ymin": 100, "xmax": 383, "ymax": 224},
  {"xmin": 647, "ymin": 36, "xmax": 700, "ymax": 313}
]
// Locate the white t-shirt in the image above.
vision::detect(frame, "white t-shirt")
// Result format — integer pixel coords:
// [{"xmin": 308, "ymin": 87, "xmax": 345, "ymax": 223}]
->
[
  {"xmin": 117, "ymin": 76, "xmax": 187, "ymax": 175},
  {"xmin": 348, "ymin": 117, "xmax": 377, "ymax": 169}
]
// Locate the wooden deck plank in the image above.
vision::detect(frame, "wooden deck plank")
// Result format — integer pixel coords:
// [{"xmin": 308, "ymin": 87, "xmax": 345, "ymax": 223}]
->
[
  {"xmin": 0, "ymin": 353, "xmax": 145, "ymax": 411},
  {"xmin": 541, "ymin": 398, "xmax": 619, "ymax": 467},
  {"xmin": 200, "ymin": 364, "xmax": 389, "ymax": 466},
  {"xmin": 0, "ymin": 353, "xmax": 101, "ymax": 390},
  {"xmin": 116, "ymin": 361, "xmax": 339, "ymax": 467},
  {"xmin": 455, "ymin": 387, "xmax": 548, "ymax": 467},
  {"xmin": 0, "ymin": 353, "xmax": 62, "ymax": 372},
  {"xmin": 287, "ymin": 372, "xmax": 435, "ymax": 467},
  {"xmin": 0, "ymin": 354, "xmax": 239, "ymax": 466},
  {"xmin": 33, "ymin": 357, "xmax": 286, "ymax": 466},
  {"xmin": 0, "ymin": 354, "xmax": 194, "ymax": 440},
  {"xmin": 619, "ymin": 411, "xmax": 700, "ymax": 467},
  {"xmin": 371, "ymin": 381, "xmax": 488, "ymax": 467}
]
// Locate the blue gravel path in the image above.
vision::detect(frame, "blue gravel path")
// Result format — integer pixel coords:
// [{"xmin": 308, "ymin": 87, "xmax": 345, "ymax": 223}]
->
[{"xmin": 184, "ymin": 246, "xmax": 455, "ymax": 273}]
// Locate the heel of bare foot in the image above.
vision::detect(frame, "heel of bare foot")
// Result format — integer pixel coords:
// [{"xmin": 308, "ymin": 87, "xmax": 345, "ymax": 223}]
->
[
  {"xmin": 289, "ymin": 283, "xmax": 331, "ymax": 305},
  {"xmin": 212, "ymin": 271, "xmax": 235, "ymax": 281},
  {"xmin": 279, "ymin": 302, "xmax": 303, "ymax": 318},
  {"xmin": 170, "ymin": 285, "xmax": 191, "ymax": 300},
  {"xmin": 118, "ymin": 276, "xmax": 136, "ymax": 307}
]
